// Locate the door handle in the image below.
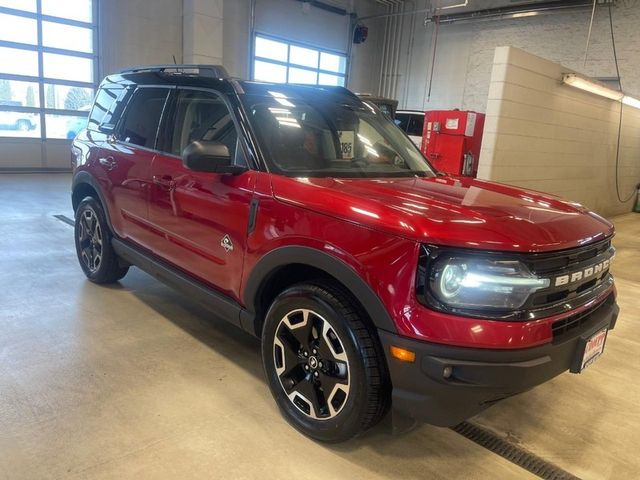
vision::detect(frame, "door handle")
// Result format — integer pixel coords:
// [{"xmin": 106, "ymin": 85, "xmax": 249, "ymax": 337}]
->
[
  {"xmin": 99, "ymin": 156, "xmax": 116, "ymax": 170},
  {"xmin": 153, "ymin": 174, "xmax": 176, "ymax": 190}
]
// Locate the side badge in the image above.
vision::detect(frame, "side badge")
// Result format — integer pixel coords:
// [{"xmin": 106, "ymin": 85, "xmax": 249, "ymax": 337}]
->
[{"xmin": 221, "ymin": 234, "xmax": 234, "ymax": 253}]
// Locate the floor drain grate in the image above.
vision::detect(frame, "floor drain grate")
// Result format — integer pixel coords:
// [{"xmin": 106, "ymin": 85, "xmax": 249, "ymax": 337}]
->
[
  {"xmin": 53, "ymin": 214, "xmax": 74, "ymax": 226},
  {"xmin": 452, "ymin": 421, "xmax": 581, "ymax": 480}
]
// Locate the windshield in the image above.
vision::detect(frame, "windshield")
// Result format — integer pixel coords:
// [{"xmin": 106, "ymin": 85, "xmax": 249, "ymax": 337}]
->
[{"xmin": 241, "ymin": 92, "xmax": 434, "ymax": 178}]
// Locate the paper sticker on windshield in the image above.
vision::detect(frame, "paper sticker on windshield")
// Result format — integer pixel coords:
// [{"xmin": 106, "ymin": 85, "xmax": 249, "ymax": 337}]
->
[{"xmin": 338, "ymin": 131, "xmax": 355, "ymax": 159}]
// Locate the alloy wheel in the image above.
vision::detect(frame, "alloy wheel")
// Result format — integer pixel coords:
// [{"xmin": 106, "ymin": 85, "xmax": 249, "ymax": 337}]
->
[
  {"xmin": 77, "ymin": 208, "xmax": 103, "ymax": 273},
  {"xmin": 273, "ymin": 308, "xmax": 350, "ymax": 420}
]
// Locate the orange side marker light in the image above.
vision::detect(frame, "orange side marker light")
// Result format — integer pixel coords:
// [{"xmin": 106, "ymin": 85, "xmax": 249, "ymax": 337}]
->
[{"xmin": 390, "ymin": 345, "xmax": 416, "ymax": 363}]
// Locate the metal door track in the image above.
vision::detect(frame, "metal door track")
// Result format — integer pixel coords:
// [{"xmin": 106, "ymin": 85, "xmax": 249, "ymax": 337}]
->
[
  {"xmin": 452, "ymin": 422, "xmax": 581, "ymax": 480},
  {"xmin": 53, "ymin": 214, "xmax": 74, "ymax": 226}
]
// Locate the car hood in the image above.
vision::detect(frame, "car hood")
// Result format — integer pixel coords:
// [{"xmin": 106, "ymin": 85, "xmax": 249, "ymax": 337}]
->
[{"xmin": 270, "ymin": 175, "xmax": 614, "ymax": 252}]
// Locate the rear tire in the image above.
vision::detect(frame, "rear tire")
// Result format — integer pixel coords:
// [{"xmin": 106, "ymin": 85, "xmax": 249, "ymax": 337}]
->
[
  {"xmin": 74, "ymin": 197, "xmax": 129, "ymax": 284},
  {"xmin": 262, "ymin": 280, "xmax": 390, "ymax": 442}
]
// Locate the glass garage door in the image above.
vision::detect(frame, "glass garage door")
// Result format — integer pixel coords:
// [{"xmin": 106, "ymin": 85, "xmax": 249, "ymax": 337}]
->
[
  {"xmin": 0, "ymin": 0, "xmax": 97, "ymax": 140},
  {"xmin": 253, "ymin": 34, "xmax": 347, "ymax": 87}
]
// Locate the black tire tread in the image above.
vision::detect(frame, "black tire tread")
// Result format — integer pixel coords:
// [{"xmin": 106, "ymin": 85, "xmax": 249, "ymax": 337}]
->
[
  {"xmin": 295, "ymin": 279, "xmax": 391, "ymax": 436},
  {"xmin": 75, "ymin": 196, "xmax": 129, "ymax": 284}
]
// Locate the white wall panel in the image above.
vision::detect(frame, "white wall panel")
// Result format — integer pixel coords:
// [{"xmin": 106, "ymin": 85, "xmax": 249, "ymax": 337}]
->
[
  {"xmin": 478, "ymin": 46, "xmax": 640, "ymax": 216},
  {"xmin": 99, "ymin": 0, "xmax": 183, "ymax": 75}
]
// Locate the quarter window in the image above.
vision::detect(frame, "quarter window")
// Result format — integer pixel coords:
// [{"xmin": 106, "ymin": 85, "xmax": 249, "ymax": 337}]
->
[
  {"xmin": 87, "ymin": 86, "xmax": 126, "ymax": 131},
  {"xmin": 118, "ymin": 88, "xmax": 169, "ymax": 149}
]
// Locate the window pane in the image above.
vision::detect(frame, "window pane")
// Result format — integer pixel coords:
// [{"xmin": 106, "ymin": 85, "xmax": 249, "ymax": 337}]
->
[
  {"xmin": 0, "ymin": 13, "xmax": 37, "ymax": 45},
  {"xmin": 170, "ymin": 90, "xmax": 237, "ymax": 157},
  {"xmin": 407, "ymin": 116, "xmax": 424, "ymax": 136},
  {"xmin": 0, "ymin": 47, "xmax": 38, "ymax": 76},
  {"xmin": 254, "ymin": 60, "xmax": 286, "ymax": 83},
  {"xmin": 119, "ymin": 88, "xmax": 169, "ymax": 148},
  {"xmin": 43, "ymin": 53, "xmax": 93, "ymax": 82},
  {"xmin": 41, "ymin": 0, "xmax": 92, "ymax": 23},
  {"xmin": 0, "ymin": 109, "xmax": 40, "ymax": 137},
  {"xmin": 289, "ymin": 45, "xmax": 318, "ymax": 69},
  {"xmin": 255, "ymin": 36, "xmax": 288, "ymax": 62},
  {"xmin": 88, "ymin": 86, "xmax": 122, "ymax": 130},
  {"xmin": 320, "ymin": 52, "xmax": 346, "ymax": 74},
  {"xmin": 318, "ymin": 73, "xmax": 345, "ymax": 87},
  {"xmin": 45, "ymin": 113, "xmax": 87, "ymax": 139},
  {"xmin": 0, "ymin": 79, "xmax": 40, "ymax": 108},
  {"xmin": 43, "ymin": 22, "xmax": 93, "ymax": 53},
  {"xmin": 289, "ymin": 68, "xmax": 317, "ymax": 85},
  {"xmin": 43, "ymin": 84, "xmax": 94, "ymax": 110},
  {"xmin": 0, "ymin": 0, "xmax": 36, "ymax": 12}
]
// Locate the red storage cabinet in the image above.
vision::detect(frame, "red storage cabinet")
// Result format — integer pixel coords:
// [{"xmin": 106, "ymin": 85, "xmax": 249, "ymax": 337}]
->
[{"xmin": 421, "ymin": 110, "xmax": 485, "ymax": 177}]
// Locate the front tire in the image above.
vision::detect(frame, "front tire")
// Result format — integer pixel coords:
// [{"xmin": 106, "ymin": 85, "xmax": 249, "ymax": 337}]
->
[
  {"xmin": 262, "ymin": 281, "xmax": 390, "ymax": 442},
  {"xmin": 74, "ymin": 197, "xmax": 129, "ymax": 284}
]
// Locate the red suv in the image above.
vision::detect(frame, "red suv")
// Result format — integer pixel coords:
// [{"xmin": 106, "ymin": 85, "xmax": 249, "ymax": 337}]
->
[{"xmin": 71, "ymin": 65, "xmax": 619, "ymax": 442}]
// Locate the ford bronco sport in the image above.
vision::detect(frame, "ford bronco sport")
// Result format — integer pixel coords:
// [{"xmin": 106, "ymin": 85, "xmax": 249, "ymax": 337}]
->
[{"xmin": 71, "ymin": 65, "xmax": 619, "ymax": 442}]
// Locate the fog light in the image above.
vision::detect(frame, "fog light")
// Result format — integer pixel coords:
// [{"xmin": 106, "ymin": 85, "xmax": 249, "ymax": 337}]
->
[
  {"xmin": 390, "ymin": 346, "xmax": 416, "ymax": 363},
  {"xmin": 443, "ymin": 366, "xmax": 453, "ymax": 378}
]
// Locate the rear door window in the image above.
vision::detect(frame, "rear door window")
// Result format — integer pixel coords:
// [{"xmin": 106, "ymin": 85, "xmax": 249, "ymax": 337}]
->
[{"xmin": 118, "ymin": 87, "xmax": 170, "ymax": 149}]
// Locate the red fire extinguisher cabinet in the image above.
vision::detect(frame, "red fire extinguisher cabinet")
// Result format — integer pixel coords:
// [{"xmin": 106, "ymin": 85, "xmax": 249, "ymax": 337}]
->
[{"xmin": 421, "ymin": 110, "xmax": 485, "ymax": 177}]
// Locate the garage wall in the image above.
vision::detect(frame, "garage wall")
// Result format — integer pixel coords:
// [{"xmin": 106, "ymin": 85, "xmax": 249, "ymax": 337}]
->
[
  {"xmin": 255, "ymin": 0, "xmax": 350, "ymax": 52},
  {"xmin": 478, "ymin": 46, "xmax": 640, "ymax": 217},
  {"xmin": 387, "ymin": 2, "xmax": 640, "ymax": 112},
  {"xmin": 2, "ymin": 0, "xmax": 375, "ymax": 171},
  {"xmin": 223, "ymin": 0, "xmax": 251, "ymax": 79},
  {"xmin": 222, "ymin": 0, "xmax": 382, "ymax": 83},
  {"xmin": 347, "ymin": 1, "xmax": 386, "ymax": 94},
  {"xmin": 99, "ymin": 0, "xmax": 183, "ymax": 76}
]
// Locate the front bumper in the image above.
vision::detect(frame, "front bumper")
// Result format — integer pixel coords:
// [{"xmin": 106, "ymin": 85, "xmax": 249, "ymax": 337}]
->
[{"xmin": 379, "ymin": 295, "xmax": 619, "ymax": 427}]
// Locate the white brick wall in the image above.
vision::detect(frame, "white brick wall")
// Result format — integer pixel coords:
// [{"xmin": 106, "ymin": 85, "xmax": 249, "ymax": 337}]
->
[
  {"xmin": 394, "ymin": 3, "xmax": 640, "ymax": 113},
  {"xmin": 461, "ymin": 5, "xmax": 640, "ymax": 113},
  {"xmin": 478, "ymin": 47, "xmax": 640, "ymax": 216}
]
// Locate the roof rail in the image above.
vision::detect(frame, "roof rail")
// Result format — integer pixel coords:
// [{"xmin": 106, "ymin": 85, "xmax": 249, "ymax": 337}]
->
[{"xmin": 119, "ymin": 64, "xmax": 230, "ymax": 78}]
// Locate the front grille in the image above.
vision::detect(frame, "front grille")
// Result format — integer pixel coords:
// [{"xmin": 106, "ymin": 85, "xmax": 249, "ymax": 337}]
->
[
  {"xmin": 551, "ymin": 294, "xmax": 614, "ymax": 339},
  {"xmin": 523, "ymin": 238, "xmax": 613, "ymax": 312},
  {"xmin": 523, "ymin": 238, "xmax": 612, "ymax": 276}
]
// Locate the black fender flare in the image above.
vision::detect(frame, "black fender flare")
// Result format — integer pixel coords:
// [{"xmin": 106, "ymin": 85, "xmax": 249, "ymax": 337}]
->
[
  {"xmin": 242, "ymin": 246, "xmax": 398, "ymax": 334},
  {"xmin": 72, "ymin": 171, "xmax": 115, "ymax": 233}
]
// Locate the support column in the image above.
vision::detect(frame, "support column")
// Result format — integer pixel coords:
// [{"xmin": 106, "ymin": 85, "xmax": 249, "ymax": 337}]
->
[{"xmin": 183, "ymin": 0, "xmax": 224, "ymax": 65}]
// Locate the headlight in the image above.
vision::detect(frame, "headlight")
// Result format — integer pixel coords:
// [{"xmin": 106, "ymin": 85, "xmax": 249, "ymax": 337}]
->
[{"xmin": 426, "ymin": 255, "xmax": 550, "ymax": 311}]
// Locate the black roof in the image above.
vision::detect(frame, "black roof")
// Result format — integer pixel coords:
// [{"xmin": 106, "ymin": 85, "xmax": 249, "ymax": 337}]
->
[{"xmin": 101, "ymin": 69, "xmax": 362, "ymax": 106}]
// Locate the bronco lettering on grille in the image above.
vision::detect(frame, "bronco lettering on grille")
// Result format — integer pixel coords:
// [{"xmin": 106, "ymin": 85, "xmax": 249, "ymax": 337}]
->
[{"xmin": 554, "ymin": 259, "xmax": 610, "ymax": 287}]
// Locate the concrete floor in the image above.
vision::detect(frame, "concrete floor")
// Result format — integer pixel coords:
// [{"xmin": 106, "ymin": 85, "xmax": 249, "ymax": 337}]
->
[{"xmin": 0, "ymin": 173, "xmax": 638, "ymax": 480}]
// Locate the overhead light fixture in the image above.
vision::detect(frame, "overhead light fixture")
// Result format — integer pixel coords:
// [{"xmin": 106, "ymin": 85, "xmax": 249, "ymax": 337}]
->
[
  {"xmin": 439, "ymin": 1, "xmax": 468, "ymax": 10},
  {"xmin": 562, "ymin": 73, "xmax": 640, "ymax": 110},
  {"xmin": 562, "ymin": 73, "xmax": 623, "ymax": 101},
  {"xmin": 510, "ymin": 11, "xmax": 541, "ymax": 18},
  {"xmin": 622, "ymin": 95, "xmax": 640, "ymax": 109}
]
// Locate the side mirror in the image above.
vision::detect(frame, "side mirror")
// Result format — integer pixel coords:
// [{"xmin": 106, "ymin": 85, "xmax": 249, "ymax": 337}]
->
[{"xmin": 182, "ymin": 141, "xmax": 247, "ymax": 175}]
